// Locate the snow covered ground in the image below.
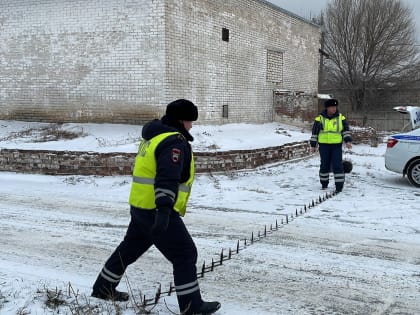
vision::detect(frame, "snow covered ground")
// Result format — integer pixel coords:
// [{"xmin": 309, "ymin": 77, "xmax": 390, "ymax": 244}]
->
[
  {"xmin": 0, "ymin": 121, "xmax": 309, "ymax": 152},
  {"xmin": 0, "ymin": 121, "xmax": 419, "ymax": 315}
]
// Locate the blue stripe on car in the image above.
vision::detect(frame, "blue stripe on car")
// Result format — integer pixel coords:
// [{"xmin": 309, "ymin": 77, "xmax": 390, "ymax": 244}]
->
[{"xmin": 393, "ymin": 135, "xmax": 420, "ymax": 141}]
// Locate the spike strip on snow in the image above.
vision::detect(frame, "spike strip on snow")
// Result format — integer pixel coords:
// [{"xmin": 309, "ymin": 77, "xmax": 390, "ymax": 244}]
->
[{"xmin": 140, "ymin": 190, "xmax": 337, "ymax": 306}]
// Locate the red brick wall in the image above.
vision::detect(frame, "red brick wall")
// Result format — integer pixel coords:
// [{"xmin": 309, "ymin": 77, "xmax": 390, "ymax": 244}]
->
[
  {"xmin": 0, "ymin": 128, "xmax": 376, "ymax": 176},
  {"xmin": 0, "ymin": 141, "xmax": 310, "ymax": 176}
]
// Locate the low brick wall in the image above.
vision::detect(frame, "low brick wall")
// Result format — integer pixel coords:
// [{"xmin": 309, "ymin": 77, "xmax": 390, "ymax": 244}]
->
[
  {"xmin": 351, "ymin": 126, "xmax": 379, "ymax": 146},
  {"xmin": 0, "ymin": 128, "xmax": 377, "ymax": 176},
  {"xmin": 0, "ymin": 150, "xmax": 134, "ymax": 176},
  {"xmin": 194, "ymin": 141, "xmax": 310, "ymax": 173},
  {"xmin": 0, "ymin": 141, "xmax": 311, "ymax": 176}
]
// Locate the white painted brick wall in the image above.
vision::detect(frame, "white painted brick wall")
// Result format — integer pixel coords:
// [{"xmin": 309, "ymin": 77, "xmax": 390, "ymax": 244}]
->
[{"xmin": 0, "ymin": 0, "xmax": 320, "ymax": 124}]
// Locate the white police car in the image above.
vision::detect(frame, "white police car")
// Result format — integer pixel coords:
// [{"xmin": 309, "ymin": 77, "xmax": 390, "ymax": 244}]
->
[{"xmin": 385, "ymin": 106, "xmax": 420, "ymax": 187}]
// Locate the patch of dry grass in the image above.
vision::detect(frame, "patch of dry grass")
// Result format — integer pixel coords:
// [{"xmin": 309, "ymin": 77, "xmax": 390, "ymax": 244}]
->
[{"xmin": 1, "ymin": 124, "xmax": 86, "ymax": 142}]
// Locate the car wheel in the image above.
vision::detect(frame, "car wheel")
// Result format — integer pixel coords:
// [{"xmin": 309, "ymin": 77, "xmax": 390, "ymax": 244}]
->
[{"xmin": 407, "ymin": 159, "xmax": 420, "ymax": 188}]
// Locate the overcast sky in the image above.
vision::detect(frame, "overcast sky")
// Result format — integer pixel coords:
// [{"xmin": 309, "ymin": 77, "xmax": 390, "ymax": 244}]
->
[{"xmin": 267, "ymin": 0, "xmax": 420, "ymax": 42}]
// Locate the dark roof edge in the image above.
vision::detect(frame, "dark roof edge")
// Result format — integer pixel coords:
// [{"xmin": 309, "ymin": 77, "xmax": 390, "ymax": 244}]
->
[{"xmin": 257, "ymin": 0, "xmax": 321, "ymax": 28}]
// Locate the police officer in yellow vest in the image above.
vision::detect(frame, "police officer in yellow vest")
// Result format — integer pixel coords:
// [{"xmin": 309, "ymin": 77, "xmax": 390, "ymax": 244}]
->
[
  {"xmin": 310, "ymin": 99, "xmax": 352, "ymax": 193},
  {"xmin": 92, "ymin": 99, "xmax": 221, "ymax": 315}
]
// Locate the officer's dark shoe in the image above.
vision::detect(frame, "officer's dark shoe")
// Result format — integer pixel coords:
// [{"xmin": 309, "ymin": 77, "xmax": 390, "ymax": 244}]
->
[
  {"xmin": 91, "ymin": 289, "xmax": 129, "ymax": 302},
  {"xmin": 335, "ymin": 188, "xmax": 342, "ymax": 193},
  {"xmin": 321, "ymin": 185, "xmax": 328, "ymax": 190},
  {"xmin": 192, "ymin": 301, "xmax": 221, "ymax": 314}
]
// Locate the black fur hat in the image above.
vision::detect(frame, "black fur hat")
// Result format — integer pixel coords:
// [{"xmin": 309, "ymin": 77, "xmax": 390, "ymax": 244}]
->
[
  {"xmin": 166, "ymin": 99, "xmax": 198, "ymax": 121},
  {"xmin": 325, "ymin": 99, "xmax": 339, "ymax": 108}
]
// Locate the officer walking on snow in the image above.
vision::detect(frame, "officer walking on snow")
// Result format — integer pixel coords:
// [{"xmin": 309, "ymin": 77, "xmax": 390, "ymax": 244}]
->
[
  {"xmin": 92, "ymin": 99, "xmax": 221, "ymax": 315},
  {"xmin": 310, "ymin": 98, "xmax": 352, "ymax": 193}
]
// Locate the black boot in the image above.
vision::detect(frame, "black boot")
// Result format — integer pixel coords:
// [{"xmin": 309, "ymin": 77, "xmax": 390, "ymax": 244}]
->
[
  {"xmin": 91, "ymin": 288, "xmax": 129, "ymax": 301},
  {"xmin": 92, "ymin": 265, "xmax": 128, "ymax": 301},
  {"xmin": 192, "ymin": 300, "xmax": 221, "ymax": 314}
]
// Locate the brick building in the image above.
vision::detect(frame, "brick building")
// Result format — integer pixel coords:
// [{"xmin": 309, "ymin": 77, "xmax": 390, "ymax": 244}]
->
[{"xmin": 0, "ymin": 0, "xmax": 321, "ymax": 124}]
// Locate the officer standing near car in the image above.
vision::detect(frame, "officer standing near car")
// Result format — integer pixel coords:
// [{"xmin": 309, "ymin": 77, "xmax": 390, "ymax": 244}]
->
[
  {"xmin": 310, "ymin": 98, "xmax": 352, "ymax": 193},
  {"xmin": 91, "ymin": 99, "xmax": 221, "ymax": 315}
]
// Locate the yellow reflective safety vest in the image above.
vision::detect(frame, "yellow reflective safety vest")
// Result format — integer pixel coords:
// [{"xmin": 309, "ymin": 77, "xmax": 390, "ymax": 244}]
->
[
  {"xmin": 129, "ymin": 132, "xmax": 195, "ymax": 216},
  {"xmin": 316, "ymin": 113, "xmax": 345, "ymax": 144}
]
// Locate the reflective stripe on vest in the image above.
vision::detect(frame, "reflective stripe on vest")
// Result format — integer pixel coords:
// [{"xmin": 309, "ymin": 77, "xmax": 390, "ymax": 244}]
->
[
  {"xmin": 129, "ymin": 132, "xmax": 195, "ymax": 216},
  {"xmin": 316, "ymin": 114, "xmax": 344, "ymax": 144}
]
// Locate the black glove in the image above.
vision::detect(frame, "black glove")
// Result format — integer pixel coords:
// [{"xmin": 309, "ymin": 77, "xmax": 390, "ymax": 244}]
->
[{"xmin": 151, "ymin": 207, "xmax": 171, "ymax": 237}]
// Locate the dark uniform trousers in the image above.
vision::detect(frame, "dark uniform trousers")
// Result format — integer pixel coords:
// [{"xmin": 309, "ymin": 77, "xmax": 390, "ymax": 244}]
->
[
  {"xmin": 93, "ymin": 206, "xmax": 202, "ymax": 313},
  {"xmin": 318, "ymin": 143, "xmax": 345, "ymax": 190}
]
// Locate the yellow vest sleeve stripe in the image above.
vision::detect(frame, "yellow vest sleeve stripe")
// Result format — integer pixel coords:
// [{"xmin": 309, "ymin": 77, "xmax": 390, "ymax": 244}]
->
[{"xmin": 132, "ymin": 176, "xmax": 155, "ymax": 184}]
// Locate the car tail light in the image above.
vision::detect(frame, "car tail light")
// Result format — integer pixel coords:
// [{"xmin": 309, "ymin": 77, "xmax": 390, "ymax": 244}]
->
[{"xmin": 387, "ymin": 138, "xmax": 399, "ymax": 148}]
